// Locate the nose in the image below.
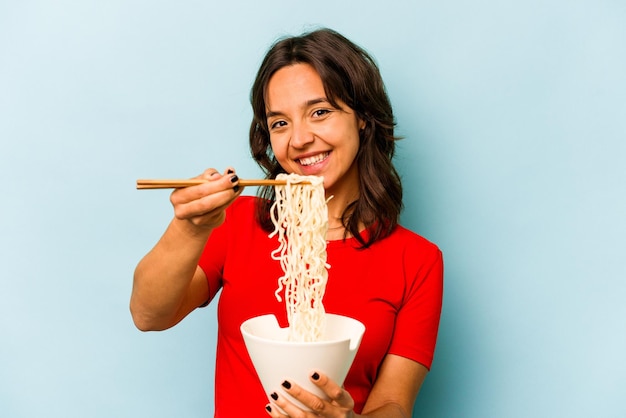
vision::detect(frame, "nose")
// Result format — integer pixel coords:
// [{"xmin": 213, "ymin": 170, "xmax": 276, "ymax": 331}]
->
[{"xmin": 289, "ymin": 121, "xmax": 315, "ymax": 149}]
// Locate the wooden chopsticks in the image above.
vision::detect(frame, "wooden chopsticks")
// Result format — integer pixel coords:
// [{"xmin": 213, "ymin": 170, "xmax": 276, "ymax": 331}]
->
[{"xmin": 136, "ymin": 178, "xmax": 310, "ymax": 189}]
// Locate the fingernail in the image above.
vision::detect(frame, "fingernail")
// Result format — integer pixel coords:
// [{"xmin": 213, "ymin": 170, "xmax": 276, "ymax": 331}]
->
[
  {"xmin": 270, "ymin": 392, "xmax": 278, "ymax": 401},
  {"xmin": 230, "ymin": 175, "xmax": 239, "ymax": 183},
  {"xmin": 227, "ymin": 169, "xmax": 234, "ymax": 174},
  {"xmin": 265, "ymin": 404, "xmax": 272, "ymax": 412},
  {"xmin": 311, "ymin": 372, "xmax": 320, "ymax": 381},
  {"xmin": 281, "ymin": 380, "xmax": 291, "ymax": 389},
  {"xmin": 233, "ymin": 185, "xmax": 240, "ymax": 193}
]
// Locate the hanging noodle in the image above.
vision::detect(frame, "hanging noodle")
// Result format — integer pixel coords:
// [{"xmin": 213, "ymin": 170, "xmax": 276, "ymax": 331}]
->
[{"xmin": 269, "ymin": 173, "xmax": 330, "ymax": 342}]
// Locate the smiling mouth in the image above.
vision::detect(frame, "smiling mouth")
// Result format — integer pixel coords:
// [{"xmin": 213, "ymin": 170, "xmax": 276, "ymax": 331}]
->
[{"xmin": 298, "ymin": 152, "xmax": 330, "ymax": 166}]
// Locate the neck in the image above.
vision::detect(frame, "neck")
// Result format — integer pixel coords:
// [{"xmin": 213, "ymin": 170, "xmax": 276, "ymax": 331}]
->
[
  {"xmin": 326, "ymin": 193, "xmax": 356, "ymax": 229},
  {"xmin": 324, "ymin": 163, "xmax": 361, "ymax": 231},
  {"xmin": 325, "ymin": 200, "xmax": 348, "ymax": 239}
]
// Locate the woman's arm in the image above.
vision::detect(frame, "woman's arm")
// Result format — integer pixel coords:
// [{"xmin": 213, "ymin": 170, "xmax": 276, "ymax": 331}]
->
[
  {"xmin": 360, "ymin": 354, "xmax": 428, "ymax": 417},
  {"xmin": 130, "ymin": 168, "xmax": 241, "ymax": 331}
]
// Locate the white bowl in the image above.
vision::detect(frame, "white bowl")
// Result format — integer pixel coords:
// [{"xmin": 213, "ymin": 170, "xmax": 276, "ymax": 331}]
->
[{"xmin": 240, "ymin": 313, "xmax": 365, "ymax": 411}]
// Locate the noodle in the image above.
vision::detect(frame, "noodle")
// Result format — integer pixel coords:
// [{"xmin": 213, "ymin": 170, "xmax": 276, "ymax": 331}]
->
[{"xmin": 269, "ymin": 173, "xmax": 330, "ymax": 342}]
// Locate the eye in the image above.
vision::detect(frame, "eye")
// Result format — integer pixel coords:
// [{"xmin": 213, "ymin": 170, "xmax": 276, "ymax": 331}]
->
[
  {"xmin": 312, "ymin": 109, "xmax": 331, "ymax": 118},
  {"xmin": 270, "ymin": 120, "xmax": 287, "ymax": 130}
]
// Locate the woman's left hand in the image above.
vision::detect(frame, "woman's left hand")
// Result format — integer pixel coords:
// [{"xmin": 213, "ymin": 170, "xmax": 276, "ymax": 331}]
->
[{"xmin": 265, "ymin": 371, "xmax": 359, "ymax": 417}]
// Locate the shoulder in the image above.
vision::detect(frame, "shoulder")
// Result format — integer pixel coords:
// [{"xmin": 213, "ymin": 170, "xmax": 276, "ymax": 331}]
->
[
  {"xmin": 381, "ymin": 225, "xmax": 442, "ymax": 261},
  {"xmin": 373, "ymin": 225, "xmax": 443, "ymax": 289},
  {"xmin": 383, "ymin": 226, "xmax": 443, "ymax": 305},
  {"xmin": 358, "ymin": 225, "xmax": 443, "ymax": 284}
]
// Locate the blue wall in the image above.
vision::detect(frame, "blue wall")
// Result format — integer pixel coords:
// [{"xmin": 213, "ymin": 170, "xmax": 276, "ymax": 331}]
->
[{"xmin": 1, "ymin": 1, "xmax": 624, "ymax": 417}]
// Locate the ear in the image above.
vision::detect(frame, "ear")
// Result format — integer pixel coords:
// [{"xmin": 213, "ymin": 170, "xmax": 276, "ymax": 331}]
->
[{"xmin": 358, "ymin": 118, "xmax": 366, "ymax": 131}]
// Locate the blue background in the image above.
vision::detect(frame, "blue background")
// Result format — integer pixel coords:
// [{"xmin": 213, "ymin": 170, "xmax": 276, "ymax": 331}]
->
[{"xmin": 1, "ymin": 1, "xmax": 624, "ymax": 417}]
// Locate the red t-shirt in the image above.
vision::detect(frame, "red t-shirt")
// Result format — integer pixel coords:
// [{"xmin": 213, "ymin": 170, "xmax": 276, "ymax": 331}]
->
[{"xmin": 199, "ymin": 196, "xmax": 443, "ymax": 417}]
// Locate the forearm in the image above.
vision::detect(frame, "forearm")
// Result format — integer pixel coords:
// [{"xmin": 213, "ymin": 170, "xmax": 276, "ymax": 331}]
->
[
  {"xmin": 130, "ymin": 217, "xmax": 212, "ymax": 330},
  {"xmin": 358, "ymin": 355, "xmax": 426, "ymax": 418},
  {"xmin": 360, "ymin": 402, "xmax": 410, "ymax": 418}
]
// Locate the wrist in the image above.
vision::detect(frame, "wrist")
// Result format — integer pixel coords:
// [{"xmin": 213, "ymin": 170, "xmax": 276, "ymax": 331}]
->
[{"xmin": 170, "ymin": 217, "xmax": 214, "ymax": 242}]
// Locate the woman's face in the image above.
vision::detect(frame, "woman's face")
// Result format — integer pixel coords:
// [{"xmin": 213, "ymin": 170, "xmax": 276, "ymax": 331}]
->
[{"xmin": 266, "ymin": 63, "xmax": 364, "ymax": 197}]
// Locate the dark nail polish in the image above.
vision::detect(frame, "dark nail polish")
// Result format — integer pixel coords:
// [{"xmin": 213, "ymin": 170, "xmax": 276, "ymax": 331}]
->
[
  {"xmin": 265, "ymin": 405, "xmax": 272, "ymax": 412},
  {"xmin": 270, "ymin": 392, "xmax": 278, "ymax": 401},
  {"xmin": 311, "ymin": 372, "xmax": 320, "ymax": 381},
  {"xmin": 281, "ymin": 380, "xmax": 291, "ymax": 389},
  {"xmin": 227, "ymin": 169, "xmax": 234, "ymax": 174},
  {"xmin": 233, "ymin": 185, "xmax": 240, "ymax": 193},
  {"xmin": 230, "ymin": 175, "xmax": 239, "ymax": 183}
]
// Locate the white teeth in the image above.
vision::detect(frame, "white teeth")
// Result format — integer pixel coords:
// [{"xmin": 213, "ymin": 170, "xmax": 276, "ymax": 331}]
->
[{"xmin": 299, "ymin": 152, "xmax": 329, "ymax": 166}]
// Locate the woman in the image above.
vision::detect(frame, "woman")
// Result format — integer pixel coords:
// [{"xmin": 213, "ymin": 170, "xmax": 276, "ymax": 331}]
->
[{"xmin": 131, "ymin": 28, "xmax": 443, "ymax": 417}]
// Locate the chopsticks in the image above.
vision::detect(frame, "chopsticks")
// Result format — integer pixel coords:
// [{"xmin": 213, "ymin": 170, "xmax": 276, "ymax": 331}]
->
[{"xmin": 136, "ymin": 178, "xmax": 310, "ymax": 189}]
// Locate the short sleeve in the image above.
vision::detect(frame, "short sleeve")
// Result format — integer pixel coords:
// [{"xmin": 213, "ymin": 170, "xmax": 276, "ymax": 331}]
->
[{"xmin": 389, "ymin": 245, "xmax": 444, "ymax": 370}]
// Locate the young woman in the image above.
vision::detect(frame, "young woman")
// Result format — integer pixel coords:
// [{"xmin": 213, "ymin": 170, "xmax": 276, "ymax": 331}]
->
[{"xmin": 131, "ymin": 28, "xmax": 443, "ymax": 417}]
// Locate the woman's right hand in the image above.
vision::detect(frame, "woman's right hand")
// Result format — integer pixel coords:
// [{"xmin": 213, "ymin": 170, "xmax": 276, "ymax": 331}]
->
[
  {"xmin": 170, "ymin": 167, "xmax": 243, "ymax": 231},
  {"xmin": 131, "ymin": 167, "xmax": 242, "ymax": 331}
]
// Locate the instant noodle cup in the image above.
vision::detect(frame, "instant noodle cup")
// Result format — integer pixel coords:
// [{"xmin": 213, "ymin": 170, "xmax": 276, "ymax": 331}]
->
[{"xmin": 240, "ymin": 313, "xmax": 365, "ymax": 412}]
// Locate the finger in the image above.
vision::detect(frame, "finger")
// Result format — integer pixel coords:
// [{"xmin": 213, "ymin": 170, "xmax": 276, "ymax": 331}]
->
[
  {"xmin": 225, "ymin": 168, "xmax": 242, "ymax": 194},
  {"xmin": 173, "ymin": 169, "xmax": 239, "ymax": 202},
  {"xmin": 171, "ymin": 187, "xmax": 231, "ymax": 220},
  {"xmin": 170, "ymin": 194, "xmax": 234, "ymax": 230},
  {"xmin": 264, "ymin": 403, "xmax": 287, "ymax": 417},
  {"xmin": 310, "ymin": 372, "xmax": 355, "ymax": 409},
  {"xmin": 167, "ymin": 167, "xmax": 242, "ymax": 226},
  {"xmin": 274, "ymin": 381, "xmax": 328, "ymax": 416},
  {"xmin": 267, "ymin": 391, "xmax": 310, "ymax": 418},
  {"xmin": 170, "ymin": 169, "xmax": 239, "ymax": 208},
  {"xmin": 200, "ymin": 168, "xmax": 221, "ymax": 180}
]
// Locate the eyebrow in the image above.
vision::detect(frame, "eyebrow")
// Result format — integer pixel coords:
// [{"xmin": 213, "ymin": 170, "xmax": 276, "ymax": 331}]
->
[{"xmin": 266, "ymin": 97, "xmax": 329, "ymax": 118}]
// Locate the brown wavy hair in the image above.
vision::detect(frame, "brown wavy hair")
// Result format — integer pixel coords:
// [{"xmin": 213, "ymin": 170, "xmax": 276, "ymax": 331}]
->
[{"xmin": 249, "ymin": 28, "xmax": 402, "ymax": 248}]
